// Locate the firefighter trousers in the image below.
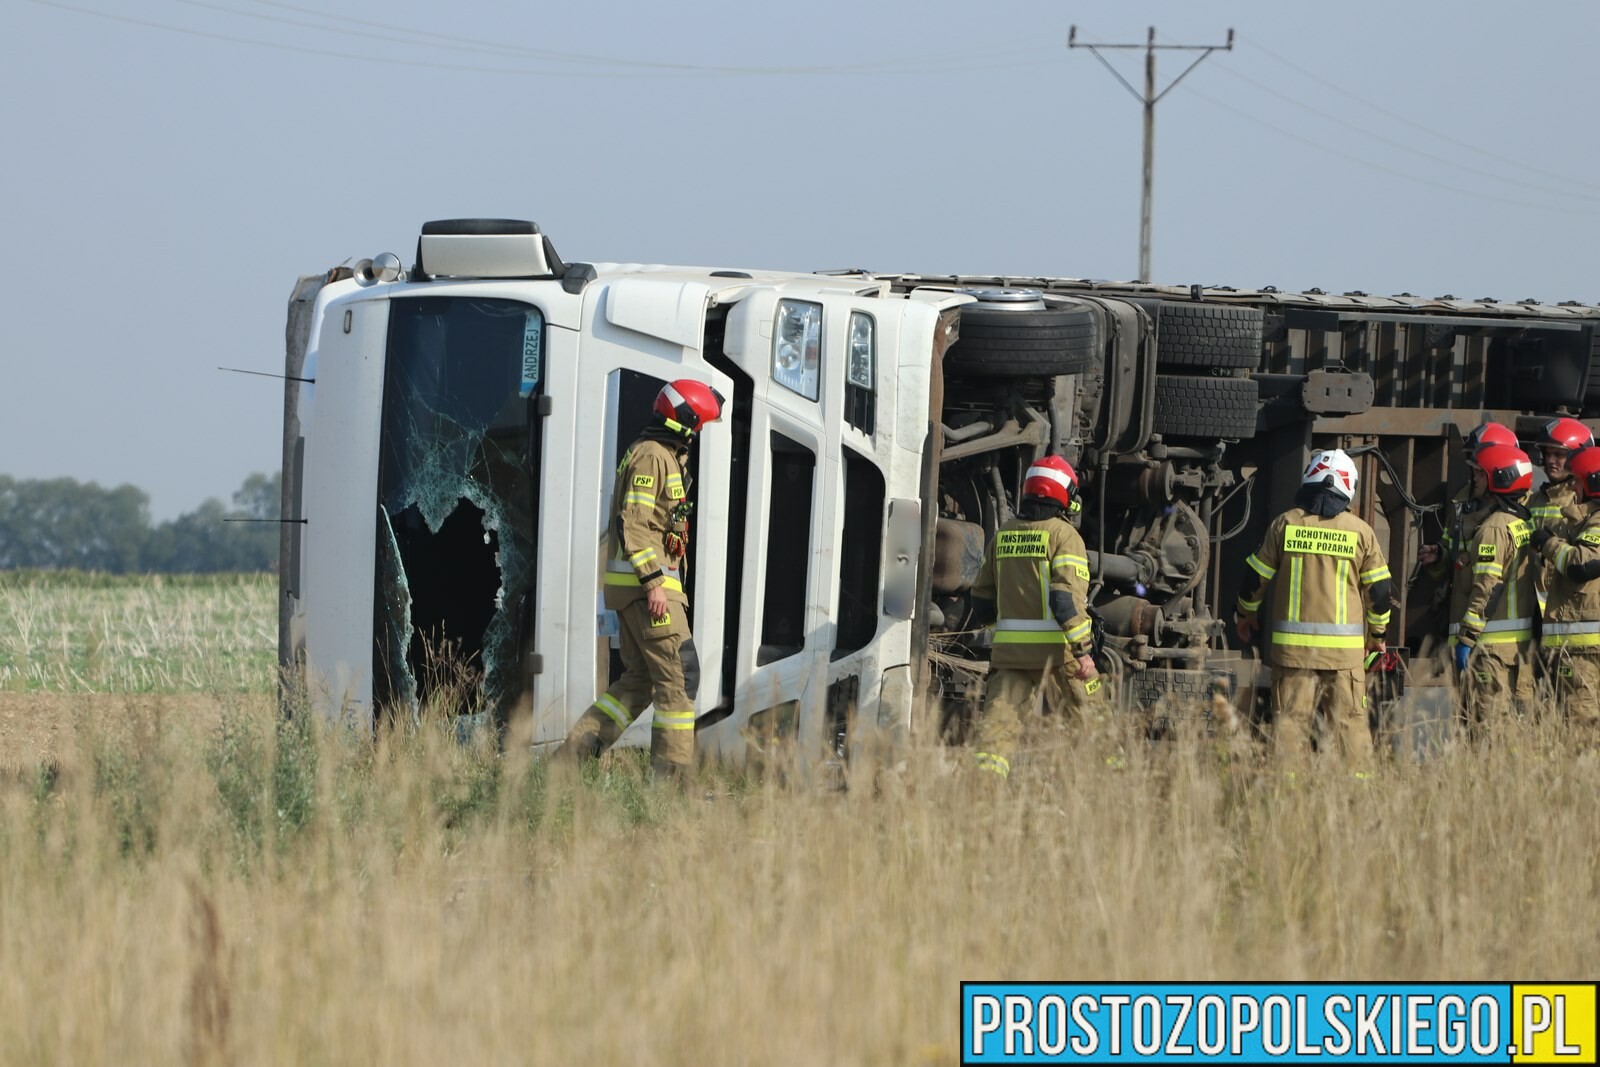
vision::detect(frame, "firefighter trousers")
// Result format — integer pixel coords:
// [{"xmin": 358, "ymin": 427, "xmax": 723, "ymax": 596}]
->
[
  {"xmin": 974, "ymin": 664, "xmax": 1105, "ymax": 778},
  {"xmin": 562, "ymin": 599, "xmax": 699, "ymax": 773},
  {"xmin": 1544, "ymin": 651, "xmax": 1600, "ymax": 740},
  {"xmin": 1269, "ymin": 666, "xmax": 1372, "ymax": 766},
  {"xmin": 1457, "ymin": 644, "xmax": 1534, "ymax": 743}
]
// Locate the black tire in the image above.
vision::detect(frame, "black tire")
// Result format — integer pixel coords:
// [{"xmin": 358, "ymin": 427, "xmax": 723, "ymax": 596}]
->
[
  {"xmin": 946, "ymin": 304, "xmax": 1098, "ymax": 378},
  {"xmin": 1154, "ymin": 303, "xmax": 1264, "ymax": 370},
  {"xmin": 1153, "ymin": 375, "xmax": 1259, "ymax": 439}
]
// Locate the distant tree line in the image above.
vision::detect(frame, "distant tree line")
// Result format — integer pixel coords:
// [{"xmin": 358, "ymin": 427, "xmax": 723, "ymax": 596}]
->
[{"xmin": 0, "ymin": 472, "xmax": 281, "ymax": 573}]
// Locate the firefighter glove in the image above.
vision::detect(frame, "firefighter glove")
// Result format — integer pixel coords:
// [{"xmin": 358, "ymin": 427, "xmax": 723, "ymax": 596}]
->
[
  {"xmin": 1453, "ymin": 641, "xmax": 1471, "ymax": 673},
  {"xmin": 1530, "ymin": 526, "xmax": 1557, "ymax": 553}
]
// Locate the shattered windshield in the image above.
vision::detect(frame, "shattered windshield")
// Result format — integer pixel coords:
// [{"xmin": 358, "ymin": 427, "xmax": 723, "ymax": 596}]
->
[{"xmin": 373, "ymin": 296, "xmax": 543, "ymax": 725}]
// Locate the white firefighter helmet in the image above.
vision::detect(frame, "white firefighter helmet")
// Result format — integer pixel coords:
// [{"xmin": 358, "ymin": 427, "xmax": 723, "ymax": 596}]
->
[{"xmin": 1301, "ymin": 448, "xmax": 1359, "ymax": 500}]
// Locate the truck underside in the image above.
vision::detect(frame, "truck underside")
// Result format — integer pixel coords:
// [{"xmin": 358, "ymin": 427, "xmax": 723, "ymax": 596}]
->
[{"xmin": 892, "ymin": 274, "xmax": 1600, "ymax": 744}]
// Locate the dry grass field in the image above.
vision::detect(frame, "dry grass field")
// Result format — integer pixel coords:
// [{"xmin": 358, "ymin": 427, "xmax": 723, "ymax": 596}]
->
[{"xmin": 1, "ymin": 572, "xmax": 1597, "ymax": 1065}]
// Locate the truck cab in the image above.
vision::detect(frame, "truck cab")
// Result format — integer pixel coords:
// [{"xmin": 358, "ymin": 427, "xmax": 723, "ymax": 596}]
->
[{"xmin": 280, "ymin": 220, "xmax": 957, "ymax": 765}]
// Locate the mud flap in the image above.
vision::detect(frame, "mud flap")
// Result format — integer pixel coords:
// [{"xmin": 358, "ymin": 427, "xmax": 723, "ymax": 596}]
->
[
  {"xmin": 1122, "ymin": 665, "xmax": 1242, "ymax": 738},
  {"xmin": 1365, "ymin": 649, "xmax": 1454, "ymax": 759}
]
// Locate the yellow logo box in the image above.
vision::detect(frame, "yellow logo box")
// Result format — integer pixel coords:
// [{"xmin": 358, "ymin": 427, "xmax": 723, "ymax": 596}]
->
[{"xmin": 1512, "ymin": 984, "xmax": 1596, "ymax": 1063}]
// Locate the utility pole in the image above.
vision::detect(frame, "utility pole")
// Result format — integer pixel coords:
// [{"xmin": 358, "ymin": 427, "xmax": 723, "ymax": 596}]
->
[{"xmin": 1068, "ymin": 26, "xmax": 1233, "ymax": 283}]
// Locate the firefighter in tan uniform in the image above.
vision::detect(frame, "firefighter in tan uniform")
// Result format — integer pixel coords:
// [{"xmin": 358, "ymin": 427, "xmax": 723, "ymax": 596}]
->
[
  {"xmin": 561, "ymin": 379, "xmax": 724, "ymax": 778},
  {"xmin": 1528, "ymin": 417, "xmax": 1595, "ymax": 628},
  {"xmin": 1529, "ymin": 417, "xmax": 1593, "ymax": 532},
  {"xmin": 1419, "ymin": 423, "xmax": 1516, "ymax": 641},
  {"xmin": 1530, "ymin": 445, "xmax": 1600, "ymax": 742},
  {"xmin": 1234, "ymin": 449, "xmax": 1393, "ymax": 762},
  {"xmin": 969, "ymin": 456, "xmax": 1102, "ymax": 779},
  {"xmin": 1451, "ymin": 444, "xmax": 1537, "ymax": 737}
]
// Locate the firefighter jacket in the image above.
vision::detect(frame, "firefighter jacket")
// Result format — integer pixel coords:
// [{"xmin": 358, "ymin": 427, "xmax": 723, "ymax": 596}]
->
[
  {"xmin": 972, "ymin": 515, "xmax": 1094, "ymax": 670},
  {"xmin": 1530, "ymin": 477, "xmax": 1582, "ymax": 618},
  {"xmin": 1237, "ymin": 507, "xmax": 1391, "ymax": 671},
  {"xmin": 1456, "ymin": 498, "xmax": 1534, "ymax": 651},
  {"xmin": 602, "ymin": 434, "xmax": 691, "ymax": 611},
  {"xmin": 1538, "ymin": 499, "xmax": 1600, "ymax": 655},
  {"xmin": 1530, "ymin": 477, "xmax": 1582, "ymax": 530}
]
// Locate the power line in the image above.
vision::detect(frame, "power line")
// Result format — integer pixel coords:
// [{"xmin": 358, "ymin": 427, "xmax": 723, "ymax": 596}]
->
[
  {"xmin": 232, "ymin": 0, "xmax": 1055, "ymax": 74},
  {"xmin": 1085, "ymin": 27, "xmax": 1600, "ymax": 218},
  {"xmin": 1207, "ymin": 57, "xmax": 1600, "ymax": 204},
  {"xmin": 1238, "ymin": 32, "xmax": 1598, "ymax": 194},
  {"xmin": 30, "ymin": 0, "xmax": 1060, "ymax": 80},
  {"xmin": 1068, "ymin": 25, "xmax": 1233, "ymax": 282},
  {"xmin": 1179, "ymin": 82, "xmax": 1600, "ymax": 217}
]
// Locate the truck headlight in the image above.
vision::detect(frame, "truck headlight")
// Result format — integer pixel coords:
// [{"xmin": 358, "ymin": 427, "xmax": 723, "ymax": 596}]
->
[
  {"xmin": 773, "ymin": 299, "xmax": 822, "ymax": 401},
  {"xmin": 847, "ymin": 312, "xmax": 875, "ymax": 389}
]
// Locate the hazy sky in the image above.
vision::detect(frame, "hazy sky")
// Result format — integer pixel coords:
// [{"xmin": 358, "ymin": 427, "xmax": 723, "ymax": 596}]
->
[{"xmin": 5, "ymin": 0, "xmax": 1598, "ymax": 520}]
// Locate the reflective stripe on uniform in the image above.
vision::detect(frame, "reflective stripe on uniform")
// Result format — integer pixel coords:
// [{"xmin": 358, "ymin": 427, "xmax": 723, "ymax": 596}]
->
[
  {"xmin": 1271, "ymin": 619, "xmax": 1364, "ymax": 649},
  {"xmin": 1065, "ymin": 620, "xmax": 1093, "ymax": 645},
  {"xmin": 1366, "ymin": 609, "xmax": 1391, "ymax": 628},
  {"xmin": 1544, "ymin": 620, "xmax": 1600, "ymax": 635},
  {"xmin": 652, "ymin": 708, "xmax": 696, "ymax": 731},
  {"xmin": 993, "ymin": 618, "xmax": 1067, "ymax": 645},
  {"xmin": 974, "ymin": 751, "xmax": 1011, "ymax": 778},
  {"xmin": 623, "ymin": 491, "xmax": 656, "ymax": 508},
  {"xmin": 1542, "ymin": 620, "xmax": 1600, "ymax": 648},
  {"xmin": 1475, "ymin": 617, "xmax": 1533, "ymax": 644},
  {"xmin": 1543, "ymin": 634, "xmax": 1600, "ymax": 648},
  {"xmin": 593, "ymin": 694, "xmax": 632, "ymax": 729},
  {"xmin": 1473, "ymin": 562, "xmax": 1503, "ymax": 578},
  {"xmin": 1237, "ymin": 595, "xmax": 1262, "ymax": 613},
  {"xmin": 1246, "ymin": 554, "xmax": 1276, "ymax": 580},
  {"xmin": 1272, "ymin": 631, "xmax": 1365, "ymax": 649},
  {"xmin": 1276, "ymin": 620, "xmax": 1364, "ymax": 636},
  {"xmin": 1287, "ymin": 557, "xmax": 1303, "ymax": 621},
  {"xmin": 1334, "ymin": 560, "xmax": 1348, "ymax": 627},
  {"xmin": 1360, "ymin": 565, "xmax": 1392, "ymax": 585},
  {"xmin": 1052, "ymin": 553, "xmax": 1091, "ymax": 580},
  {"xmin": 605, "ymin": 560, "xmax": 684, "ymax": 592}
]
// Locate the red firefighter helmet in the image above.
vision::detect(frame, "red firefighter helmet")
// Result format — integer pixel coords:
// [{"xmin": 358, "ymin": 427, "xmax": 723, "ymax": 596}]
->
[
  {"xmin": 1474, "ymin": 444, "xmax": 1535, "ymax": 496},
  {"xmin": 1570, "ymin": 447, "xmax": 1600, "ymax": 501},
  {"xmin": 1464, "ymin": 421, "xmax": 1518, "ymax": 458},
  {"xmin": 654, "ymin": 379, "xmax": 725, "ymax": 435},
  {"xmin": 1022, "ymin": 455, "xmax": 1079, "ymax": 510},
  {"xmin": 1537, "ymin": 416, "xmax": 1594, "ymax": 453}
]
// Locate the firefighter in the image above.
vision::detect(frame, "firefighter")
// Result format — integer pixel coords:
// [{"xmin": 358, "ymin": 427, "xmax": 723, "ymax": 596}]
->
[
  {"xmin": 1234, "ymin": 449, "xmax": 1392, "ymax": 762},
  {"xmin": 560, "ymin": 379, "xmax": 724, "ymax": 778},
  {"xmin": 1528, "ymin": 417, "xmax": 1595, "ymax": 634},
  {"xmin": 969, "ymin": 455, "xmax": 1101, "ymax": 780},
  {"xmin": 1418, "ymin": 423, "xmax": 1514, "ymax": 652},
  {"xmin": 1451, "ymin": 444, "xmax": 1537, "ymax": 738},
  {"xmin": 1529, "ymin": 417, "xmax": 1594, "ymax": 531},
  {"xmin": 1530, "ymin": 445, "xmax": 1600, "ymax": 742}
]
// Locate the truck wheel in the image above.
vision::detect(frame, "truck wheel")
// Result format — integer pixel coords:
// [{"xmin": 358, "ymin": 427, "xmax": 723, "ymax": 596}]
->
[
  {"xmin": 1153, "ymin": 375, "xmax": 1259, "ymax": 439},
  {"xmin": 945, "ymin": 305, "xmax": 1098, "ymax": 379},
  {"xmin": 1154, "ymin": 303, "xmax": 1263, "ymax": 371}
]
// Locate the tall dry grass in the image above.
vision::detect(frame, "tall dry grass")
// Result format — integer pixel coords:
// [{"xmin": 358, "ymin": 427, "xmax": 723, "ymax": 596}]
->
[{"xmin": 1, "ymin": 694, "xmax": 1596, "ymax": 1066}]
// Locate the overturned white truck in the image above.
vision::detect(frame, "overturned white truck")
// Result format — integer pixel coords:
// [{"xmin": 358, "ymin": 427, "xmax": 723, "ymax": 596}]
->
[{"xmin": 279, "ymin": 219, "xmax": 1600, "ymax": 758}]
